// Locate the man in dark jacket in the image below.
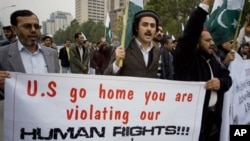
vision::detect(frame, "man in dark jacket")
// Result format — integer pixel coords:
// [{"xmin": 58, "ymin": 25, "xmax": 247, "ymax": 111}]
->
[
  {"xmin": 104, "ymin": 10, "xmax": 161, "ymax": 78},
  {"xmin": 70, "ymin": 32, "xmax": 90, "ymax": 74},
  {"xmin": 59, "ymin": 39, "xmax": 71, "ymax": 73},
  {"xmin": 173, "ymin": 0, "xmax": 232, "ymax": 140}
]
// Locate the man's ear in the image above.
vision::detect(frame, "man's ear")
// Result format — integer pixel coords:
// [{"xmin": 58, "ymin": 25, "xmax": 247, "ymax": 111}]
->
[
  {"xmin": 11, "ymin": 26, "xmax": 17, "ymax": 35},
  {"xmin": 136, "ymin": 27, "xmax": 139, "ymax": 33},
  {"xmin": 196, "ymin": 43, "xmax": 200, "ymax": 49}
]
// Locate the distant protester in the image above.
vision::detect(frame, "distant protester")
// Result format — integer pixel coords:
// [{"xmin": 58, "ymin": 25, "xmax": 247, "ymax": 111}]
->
[
  {"xmin": 41, "ymin": 35, "xmax": 58, "ymax": 50},
  {"xmin": 1, "ymin": 25, "xmax": 17, "ymax": 46}
]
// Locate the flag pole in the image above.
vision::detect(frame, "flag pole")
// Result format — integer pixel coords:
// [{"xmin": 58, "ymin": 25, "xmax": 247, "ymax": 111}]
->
[
  {"xmin": 104, "ymin": 29, "xmax": 106, "ymax": 41},
  {"xmin": 104, "ymin": 13, "xmax": 107, "ymax": 41},
  {"xmin": 118, "ymin": 0, "xmax": 130, "ymax": 67},
  {"xmin": 233, "ymin": 9, "xmax": 244, "ymax": 50}
]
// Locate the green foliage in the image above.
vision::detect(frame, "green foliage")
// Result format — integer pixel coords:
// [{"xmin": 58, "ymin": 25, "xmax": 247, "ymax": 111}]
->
[
  {"xmin": 243, "ymin": 0, "xmax": 250, "ymax": 17},
  {"xmin": 145, "ymin": 0, "xmax": 199, "ymax": 39},
  {"xmin": 53, "ymin": 19, "xmax": 105, "ymax": 45}
]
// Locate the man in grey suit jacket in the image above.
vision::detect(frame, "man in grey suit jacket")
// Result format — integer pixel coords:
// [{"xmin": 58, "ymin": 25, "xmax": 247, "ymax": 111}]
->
[
  {"xmin": 0, "ymin": 9, "xmax": 60, "ymax": 98},
  {"xmin": 104, "ymin": 10, "xmax": 161, "ymax": 78},
  {"xmin": 0, "ymin": 10, "xmax": 60, "ymax": 140},
  {"xmin": 70, "ymin": 32, "xmax": 90, "ymax": 74}
]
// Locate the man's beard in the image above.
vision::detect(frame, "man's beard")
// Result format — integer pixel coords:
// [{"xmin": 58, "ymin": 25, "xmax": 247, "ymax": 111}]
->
[
  {"xmin": 18, "ymin": 31, "xmax": 39, "ymax": 47},
  {"xmin": 154, "ymin": 34, "xmax": 162, "ymax": 42},
  {"xmin": 198, "ymin": 47, "xmax": 212, "ymax": 60},
  {"xmin": 20, "ymin": 39, "xmax": 39, "ymax": 47}
]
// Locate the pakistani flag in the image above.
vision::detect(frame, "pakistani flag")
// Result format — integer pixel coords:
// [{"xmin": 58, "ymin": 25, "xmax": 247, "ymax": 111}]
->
[
  {"xmin": 81, "ymin": 32, "xmax": 87, "ymax": 41},
  {"xmin": 205, "ymin": 0, "xmax": 245, "ymax": 45},
  {"xmin": 105, "ymin": 12, "xmax": 112, "ymax": 43},
  {"xmin": 122, "ymin": 0, "xmax": 143, "ymax": 48}
]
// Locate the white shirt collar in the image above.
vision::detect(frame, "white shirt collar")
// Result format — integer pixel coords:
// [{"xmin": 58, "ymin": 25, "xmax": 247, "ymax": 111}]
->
[{"xmin": 135, "ymin": 38, "xmax": 153, "ymax": 51}]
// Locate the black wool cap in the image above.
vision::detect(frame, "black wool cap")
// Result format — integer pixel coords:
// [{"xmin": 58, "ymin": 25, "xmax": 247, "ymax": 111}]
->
[{"xmin": 134, "ymin": 10, "xmax": 160, "ymax": 24}]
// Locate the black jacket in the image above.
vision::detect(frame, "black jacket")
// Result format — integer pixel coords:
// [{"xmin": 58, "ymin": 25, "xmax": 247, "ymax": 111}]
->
[
  {"xmin": 59, "ymin": 47, "xmax": 70, "ymax": 67},
  {"xmin": 173, "ymin": 6, "xmax": 232, "ymax": 141}
]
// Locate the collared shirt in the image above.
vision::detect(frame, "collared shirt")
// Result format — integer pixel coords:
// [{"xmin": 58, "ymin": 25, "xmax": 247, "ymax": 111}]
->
[
  {"xmin": 77, "ymin": 46, "xmax": 83, "ymax": 62},
  {"xmin": 66, "ymin": 46, "xmax": 70, "ymax": 60},
  {"xmin": 206, "ymin": 59, "xmax": 218, "ymax": 107},
  {"xmin": 76, "ymin": 43, "xmax": 84, "ymax": 62},
  {"xmin": 112, "ymin": 38, "xmax": 153, "ymax": 73},
  {"xmin": 18, "ymin": 40, "xmax": 48, "ymax": 73},
  {"xmin": 135, "ymin": 38, "xmax": 153, "ymax": 66}
]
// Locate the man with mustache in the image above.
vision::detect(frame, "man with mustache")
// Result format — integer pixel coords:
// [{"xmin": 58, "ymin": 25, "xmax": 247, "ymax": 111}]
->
[
  {"xmin": 0, "ymin": 10, "xmax": 60, "ymax": 139},
  {"xmin": 104, "ymin": 10, "xmax": 161, "ymax": 78},
  {"xmin": 152, "ymin": 25, "xmax": 167, "ymax": 79},
  {"xmin": 153, "ymin": 25, "xmax": 163, "ymax": 48}
]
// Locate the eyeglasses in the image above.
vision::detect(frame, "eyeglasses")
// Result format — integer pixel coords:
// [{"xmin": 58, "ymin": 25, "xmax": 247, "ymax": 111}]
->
[{"xmin": 21, "ymin": 24, "xmax": 42, "ymax": 30}]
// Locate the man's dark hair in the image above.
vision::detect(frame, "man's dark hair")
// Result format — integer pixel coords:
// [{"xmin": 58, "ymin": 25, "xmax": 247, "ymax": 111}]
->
[
  {"xmin": 74, "ymin": 32, "xmax": 82, "ymax": 40},
  {"xmin": 242, "ymin": 42, "xmax": 249, "ymax": 47},
  {"xmin": 160, "ymin": 34, "xmax": 171, "ymax": 46},
  {"xmin": 65, "ymin": 39, "xmax": 72, "ymax": 43},
  {"xmin": 3, "ymin": 26, "xmax": 11, "ymax": 30},
  {"xmin": 42, "ymin": 35, "xmax": 52, "ymax": 42},
  {"xmin": 10, "ymin": 10, "xmax": 37, "ymax": 26},
  {"xmin": 132, "ymin": 10, "xmax": 160, "ymax": 36}
]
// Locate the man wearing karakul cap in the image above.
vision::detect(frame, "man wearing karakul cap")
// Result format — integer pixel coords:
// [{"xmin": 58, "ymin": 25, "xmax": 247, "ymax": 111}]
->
[{"xmin": 104, "ymin": 10, "xmax": 161, "ymax": 78}]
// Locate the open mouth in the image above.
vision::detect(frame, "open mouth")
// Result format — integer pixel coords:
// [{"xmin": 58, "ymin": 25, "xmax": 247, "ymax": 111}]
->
[{"xmin": 145, "ymin": 32, "xmax": 152, "ymax": 37}]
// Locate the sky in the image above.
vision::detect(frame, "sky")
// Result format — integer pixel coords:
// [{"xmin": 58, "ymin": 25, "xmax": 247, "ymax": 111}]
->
[{"xmin": 0, "ymin": 0, "xmax": 75, "ymax": 26}]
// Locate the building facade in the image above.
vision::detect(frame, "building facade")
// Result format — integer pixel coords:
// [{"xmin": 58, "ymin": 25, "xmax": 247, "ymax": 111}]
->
[
  {"xmin": 75, "ymin": 0, "xmax": 108, "ymax": 23},
  {"xmin": 42, "ymin": 11, "xmax": 73, "ymax": 36}
]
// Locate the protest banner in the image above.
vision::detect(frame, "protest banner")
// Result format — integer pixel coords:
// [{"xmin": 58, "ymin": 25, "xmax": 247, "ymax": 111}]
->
[
  {"xmin": 4, "ymin": 73, "xmax": 205, "ymax": 141},
  {"xmin": 221, "ymin": 53, "xmax": 250, "ymax": 140}
]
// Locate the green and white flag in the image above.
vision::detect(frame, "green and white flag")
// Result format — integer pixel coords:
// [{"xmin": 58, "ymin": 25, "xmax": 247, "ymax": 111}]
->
[
  {"xmin": 81, "ymin": 32, "xmax": 87, "ymax": 41},
  {"xmin": 205, "ymin": 0, "xmax": 245, "ymax": 45},
  {"xmin": 105, "ymin": 12, "xmax": 112, "ymax": 43},
  {"xmin": 121, "ymin": 0, "xmax": 143, "ymax": 49}
]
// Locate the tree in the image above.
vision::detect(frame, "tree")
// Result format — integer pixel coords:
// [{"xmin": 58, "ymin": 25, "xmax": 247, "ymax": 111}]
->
[
  {"xmin": 53, "ymin": 19, "xmax": 105, "ymax": 44},
  {"xmin": 145, "ymin": 0, "xmax": 199, "ymax": 38},
  {"xmin": 53, "ymin": 19, "xmax": 81, "ymax": 44},
  {"xmin": 80, "ymin": 20, "xmax": 105, "ymax": 42}
]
